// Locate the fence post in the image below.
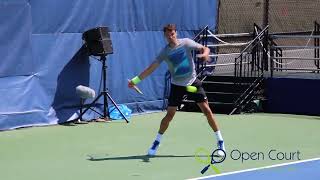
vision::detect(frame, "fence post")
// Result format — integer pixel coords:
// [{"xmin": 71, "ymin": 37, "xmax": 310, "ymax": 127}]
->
[
  {"xmin": 262, "ymin": 29, "xmax": 269, "ymax": 72},
  {"xmin": 270, "ymin": 48, "xmax": 274, "ymax": 77},
  {"xmin": 314, "ymin": 21, "xmax": 320, "ymax": 71},
  {"xmin": 263, "ymin": 0, "xmax": 270, "ymax": 28}
]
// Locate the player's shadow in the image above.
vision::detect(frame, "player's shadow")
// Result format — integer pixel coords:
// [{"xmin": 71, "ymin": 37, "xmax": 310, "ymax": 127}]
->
[
  {"xmin": 312, "ymin": 116, "xmax": 320, "ymax": 120},
  {"xmin": 87, "ymin": 154, "xmax": 208, "ymax": 163}
]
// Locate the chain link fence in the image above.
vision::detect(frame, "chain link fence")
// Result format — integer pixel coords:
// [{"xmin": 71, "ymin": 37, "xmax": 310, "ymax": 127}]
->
[{"xmin": 213, "ymin": 0, "xmax": 320, "ymax": 75}]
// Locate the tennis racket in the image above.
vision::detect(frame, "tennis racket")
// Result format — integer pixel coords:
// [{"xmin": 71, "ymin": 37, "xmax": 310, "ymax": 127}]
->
[{"xmin": 128, "ymin": 79, "xmax": 143, "ymax": 94}]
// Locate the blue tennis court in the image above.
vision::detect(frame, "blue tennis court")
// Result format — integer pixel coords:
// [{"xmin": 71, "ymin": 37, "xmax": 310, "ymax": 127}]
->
[{"xmin": 189, "ymin": 158, "xmax": 320, "ymax": 180}]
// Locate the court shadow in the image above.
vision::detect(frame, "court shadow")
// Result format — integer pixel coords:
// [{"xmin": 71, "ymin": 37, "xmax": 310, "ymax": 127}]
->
[{"xmin": 87, "ymin": 154, "xmax": 208, "ymax": 163}]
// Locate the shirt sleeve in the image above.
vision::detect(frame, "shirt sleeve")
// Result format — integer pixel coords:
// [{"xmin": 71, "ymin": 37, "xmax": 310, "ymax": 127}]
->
[
  {"xmin": 184, "ymin": 38, "xmax": 203, "ymax": 50},
  {"xmin": 153, "ymin": 48, "xmax": 167, "ymax": 64}
]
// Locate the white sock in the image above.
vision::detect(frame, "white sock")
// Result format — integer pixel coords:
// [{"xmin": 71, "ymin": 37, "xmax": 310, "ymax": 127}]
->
[
  {"xmin": 155, "ymin": 133, "xmax": 163, "ymax": 142},
  {"xmin": 215, "ymin": 130, "xmax": 223, "ymax": 141}
]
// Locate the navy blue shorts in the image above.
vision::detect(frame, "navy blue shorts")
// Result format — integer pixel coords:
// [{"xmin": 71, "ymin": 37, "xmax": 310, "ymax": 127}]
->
[{"xmin": 168, "ymin": 79, "xmax": 207, "ymax": 107}]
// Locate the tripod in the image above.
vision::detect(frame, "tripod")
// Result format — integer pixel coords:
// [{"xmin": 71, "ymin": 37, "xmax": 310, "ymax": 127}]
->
[{"xmin": 78, "ymin": 55, "xmax": 129, "ymax": 123}]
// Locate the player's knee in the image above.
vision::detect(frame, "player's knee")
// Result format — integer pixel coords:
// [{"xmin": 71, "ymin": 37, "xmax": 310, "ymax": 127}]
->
[{"xmin": 202, "ymin": 107, "xmax": 213, "ymax": 117}]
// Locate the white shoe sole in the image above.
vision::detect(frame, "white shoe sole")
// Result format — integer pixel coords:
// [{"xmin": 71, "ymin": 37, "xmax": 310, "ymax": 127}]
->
[
  {"xmin": 147, "ymin": 149, "xmax": 156, "ymax": 156},
  {"xmin": 217, "ymin": 149, "xmax": 226, "ymax": 157}
]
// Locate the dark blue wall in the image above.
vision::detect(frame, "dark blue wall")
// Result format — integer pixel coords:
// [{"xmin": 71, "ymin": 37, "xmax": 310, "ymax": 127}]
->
[{"xmin": 266, "ymin": 78, "xmax": 320, "ymax": 115}]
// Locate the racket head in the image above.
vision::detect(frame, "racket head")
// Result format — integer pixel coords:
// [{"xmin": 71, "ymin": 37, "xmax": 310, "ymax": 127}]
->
[{"xmin": 211, "ymin": 149, "xmax": 226, "ymax": 164}]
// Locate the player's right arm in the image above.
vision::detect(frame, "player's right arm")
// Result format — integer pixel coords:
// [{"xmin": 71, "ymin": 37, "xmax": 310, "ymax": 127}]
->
[
  {"xmin": 138, "ymin": 61, "xmax": 161, "ymax": 80},
  {"xmin": 129, "ymin": 47, "xmax": 166, "ymax": 88},
  {"xmin": 128, "ymin": 61, "xmax": 160, "ymax": 88}
]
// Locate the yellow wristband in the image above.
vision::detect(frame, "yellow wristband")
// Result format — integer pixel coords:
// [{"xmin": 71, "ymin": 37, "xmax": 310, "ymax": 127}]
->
[{"xmin": 131, "ymin": 76, "xmax": 141, "ymax": 85}]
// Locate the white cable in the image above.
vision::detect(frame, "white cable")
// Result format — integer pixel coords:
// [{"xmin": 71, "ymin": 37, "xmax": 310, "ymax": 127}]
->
[{"xmin": 207, "ymin": 30, "xmax": 253, "ymax": 46}]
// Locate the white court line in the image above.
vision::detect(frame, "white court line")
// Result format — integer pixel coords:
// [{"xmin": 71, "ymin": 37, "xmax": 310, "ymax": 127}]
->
[{"xmin": 187, "ymin": 157, "xmax": 320, "ymax": 180}]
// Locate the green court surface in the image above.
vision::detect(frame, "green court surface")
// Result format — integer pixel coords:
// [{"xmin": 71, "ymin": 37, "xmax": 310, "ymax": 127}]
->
[{"xmin": 0, "ymin": 112, "xmax": 319, "ymax": 180}]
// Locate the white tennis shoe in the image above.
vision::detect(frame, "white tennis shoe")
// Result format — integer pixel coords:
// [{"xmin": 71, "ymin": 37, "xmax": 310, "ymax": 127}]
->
[
  {"xmin": 147, "ymin": 140, "xmax": 160, "ymax": 156},
  {"xmin": 217, "ymin": 140, "xmax": 226, "ymax": 157}
]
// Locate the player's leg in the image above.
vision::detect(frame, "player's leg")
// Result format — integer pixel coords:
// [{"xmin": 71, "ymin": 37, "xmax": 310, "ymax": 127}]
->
[
  {"xmin": 189, "ymin": 79, "xmax": 226, "ymax": 156},
  {"xmin": 197, "ymin": 100, "xmax": 218, "ymax": 131},
  {"xmin": 197, "ymin": 100, "xmax": 225, "ymax": 156},
  {"xmin": 147, "ymin": 84, "xmax": 184, "ymax": 156},
  {"xmin": 159, "ymin": 106, "xmax": 177, "ymax": 134},
  {"xmin": 147, "ymin": 106, "xmax": 177, "ymax": 156}
]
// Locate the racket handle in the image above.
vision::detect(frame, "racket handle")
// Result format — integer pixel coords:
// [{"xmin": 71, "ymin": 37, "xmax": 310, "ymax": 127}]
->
[
  {"xmin": 201, "ymin": 165, "xmax": 210, "ymax": 174},
  {"xmin": 133, "ymin": 85, "xmax": 143, "ymax": 94},
  {"xmin": 128, "ymin": 79, "xmax": 143, "ymax": 94}
]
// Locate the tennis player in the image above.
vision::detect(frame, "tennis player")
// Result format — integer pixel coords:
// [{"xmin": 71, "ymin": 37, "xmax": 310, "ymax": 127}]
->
[{"xmin": 128, "ymin": 24, "xmax": 225, "ymax": 156}]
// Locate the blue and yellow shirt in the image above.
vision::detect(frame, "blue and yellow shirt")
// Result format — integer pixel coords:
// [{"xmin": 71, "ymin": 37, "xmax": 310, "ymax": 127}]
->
[{"xmin": 154, "ymin": 38, "xmax": 202, "ymax": 86}]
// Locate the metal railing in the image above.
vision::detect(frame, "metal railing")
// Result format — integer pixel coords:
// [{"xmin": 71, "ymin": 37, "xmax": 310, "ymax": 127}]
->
[
  {"xmin": 193, "ymin": 25, "xmax": 209, "ymax": 78},
  {"xmin": 193, "ymin": 22, "xmax": 320, "ymax": 114},
  {"xmin": 231, "ymin": 25, "xmax": 270, "ymax": 115},
  {"xmin": 229, "ymin": 74, "xmax": 264, "ymax": 115},
  {"xmin": 234, "ymin": 25, "xmax": 269, "ymax": 78},
  {"xmin": 269, "ymin": 21, "xmax": 320, "ymax": 76},
  {"xmin": 194, "ymin": 26, "xmax": 255, "ymax": 78}
]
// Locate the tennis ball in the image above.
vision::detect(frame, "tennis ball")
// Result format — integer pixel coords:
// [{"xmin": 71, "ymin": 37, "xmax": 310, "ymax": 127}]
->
[{"xmin": 186, "ymin": 85, "xmax": 197, "ymax": 93}]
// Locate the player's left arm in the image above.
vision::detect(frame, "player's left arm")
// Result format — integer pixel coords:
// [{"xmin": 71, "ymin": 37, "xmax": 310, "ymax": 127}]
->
[
  {"xmin": 197, "ymin": 46, "xmax": 210, "ymax": 61},
  {"xmin": 186, "ymin": 38, "xmax": 210, "ymax": 61}
]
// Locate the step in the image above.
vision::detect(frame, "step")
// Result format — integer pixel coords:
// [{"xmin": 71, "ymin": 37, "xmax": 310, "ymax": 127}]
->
[
  {"xmin": 206, "ymin": 92, "xmax": 241, "ymax": 103},
  {"xmin": 204, "ymin": 76, "xmax": 258, "ymax": 83},
  {"xmin": 182, "ymin": 99, "xmax": 234, "ymax": 105},
  {"xmin": 180, "ymin": 100, "xmax": 234, "ymax": 114},
  {"xmin": 202, "ymin": 82, "xmax": 250, "ymax": 93}
]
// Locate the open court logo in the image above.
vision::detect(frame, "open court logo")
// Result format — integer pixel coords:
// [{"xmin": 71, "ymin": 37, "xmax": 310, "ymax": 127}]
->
[
  {"xmin": 194, "ymin": 148, "xmax": 226, "ymax": 174},
  {"xmin": 194, "ymin": 148, "xmax": 302, "ymax": 174}
]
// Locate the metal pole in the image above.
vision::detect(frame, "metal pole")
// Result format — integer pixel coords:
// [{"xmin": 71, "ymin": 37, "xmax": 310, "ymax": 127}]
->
[
  {"xmin": 101, "ymin": 56, "xmax": 109, "ymax": 119},
  {"xmin": 314, "ymin": 21, "xmax": 320, "ymax": 70},
  {"xmin": 79, "ymin": 98, "xmax": 84, "ymax": 121},
  {"xmin": 263, "ymin": 30, "xmax": 269, "ymax": 71},
  {"xmin": 263, "ymin": 0, "xmax": 270, "ymax": 28},
  {"xmin": 270, "ymin": 48, "xmax": 274, "ymax": 77}
]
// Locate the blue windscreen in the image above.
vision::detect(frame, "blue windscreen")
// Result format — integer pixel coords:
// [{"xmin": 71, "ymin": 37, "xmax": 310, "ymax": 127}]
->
[{"xmin": 0, "ymin": 0, "xmax": 218, "ymax": 130}]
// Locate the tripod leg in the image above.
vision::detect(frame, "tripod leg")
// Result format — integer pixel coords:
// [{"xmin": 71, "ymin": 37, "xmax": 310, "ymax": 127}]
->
[
  {"xmin": 79, "ymin": 98, "xmax": 84, "ymax": 121},
  {"xmin": 103, "ymin": 92, "xmax": 109, "ymax": 120},
  {"xmin": 77, "ymin": 93, "xmax": 103, "ymax": 120},
  {"xmin": 99, "ymin": 55, "xmax": 128, "ymax": 123},
  {"xmin": 106, "ymin": 92, "xmax": 129, "ymax": 123},
  {"xmin": 74, "ymin": 98, "xmax": 89, "ymax": 124}
]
